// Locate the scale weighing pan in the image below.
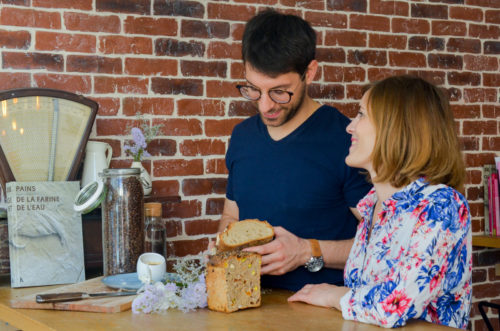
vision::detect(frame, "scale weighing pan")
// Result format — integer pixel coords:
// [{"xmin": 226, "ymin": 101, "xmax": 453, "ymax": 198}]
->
[{"xmin": 0, "ymin": 88, "xmax": 98, "ymax": 191}]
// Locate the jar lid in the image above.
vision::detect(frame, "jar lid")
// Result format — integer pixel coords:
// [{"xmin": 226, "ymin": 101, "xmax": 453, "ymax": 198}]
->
[
  {"xmin": 74, "ymin": 180, "xmax": 106, "ymax": 214},
  {"xmin": 102, "ymin": 168, "xmax": 140, "ymax": 177},
  {"xmin": 74, "ymin": 168, "xmax": 142, "ymax": 214},
  {"xmin": 145, "ymin": 202, "xmax": 162, "ymax": 217}
]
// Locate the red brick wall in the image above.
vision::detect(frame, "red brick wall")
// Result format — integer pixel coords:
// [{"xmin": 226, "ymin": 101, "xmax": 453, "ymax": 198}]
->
[{"xmin": 0, "ymin": 1, "xmax": 498, "ymax": 329}]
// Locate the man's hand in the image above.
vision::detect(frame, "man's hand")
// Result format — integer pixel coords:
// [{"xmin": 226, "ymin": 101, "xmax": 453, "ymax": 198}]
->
[
  {"xmin": 244, "ymin": 226, "xmax": 309, "ymax": 275},
  {"xmin": 287, "ymin": 283, "xmax": 350, "ymax": 310},
  {"xmin": 207, "ymin": 238, "xmax": 216, "ymax": 254}
]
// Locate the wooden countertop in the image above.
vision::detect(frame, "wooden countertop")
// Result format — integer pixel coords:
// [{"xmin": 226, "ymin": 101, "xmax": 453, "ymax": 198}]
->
[{"xmin": 0, "ymin": 276, "xmax": 454, "ymax": 331}]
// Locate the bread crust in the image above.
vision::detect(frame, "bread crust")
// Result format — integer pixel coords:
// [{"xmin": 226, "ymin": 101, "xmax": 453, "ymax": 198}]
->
[
  {"xmin": 216, "ymin": 219, "xmax": 274, "ymax": 253},
  {"xmin": 206, "ymin": 262, "xmax": 229, "ymax": 312},
  {"xmin": 206, "ymin": 251, "xmax": 261, "ymax": 313}
]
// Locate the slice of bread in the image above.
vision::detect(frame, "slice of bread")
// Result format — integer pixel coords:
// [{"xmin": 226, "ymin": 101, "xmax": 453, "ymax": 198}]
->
[
  {"xmin": 206, "ymin": 251, "xmax": 261, "ymax": 313},
  {"xmin": 216, "ymin": 219, "xmax": 274, "ymax": 252}
]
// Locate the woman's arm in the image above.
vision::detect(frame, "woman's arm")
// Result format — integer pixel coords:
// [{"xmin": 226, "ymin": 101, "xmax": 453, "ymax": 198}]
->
[
  {"xmin": 288, "ymin": 283, "xmax": 350, "ymax": 309},
  {"xmin": 288, "ymin": 190, "xmax": 471, "ymax": 329},
  {"xmin": 339, "ymin": 191, "xmax": 471, "ymax": 328}
]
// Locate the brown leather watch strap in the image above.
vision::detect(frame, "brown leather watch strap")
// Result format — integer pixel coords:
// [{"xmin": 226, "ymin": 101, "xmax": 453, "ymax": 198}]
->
[{"xmin": 308, "ymin": 239, "xmax": 322, "ymax": 258}]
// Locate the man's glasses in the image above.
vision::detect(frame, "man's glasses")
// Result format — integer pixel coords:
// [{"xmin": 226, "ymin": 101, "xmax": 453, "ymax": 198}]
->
[{"xmin": 236, "ymin": 73, "xmax": 305, "ymax": 104}]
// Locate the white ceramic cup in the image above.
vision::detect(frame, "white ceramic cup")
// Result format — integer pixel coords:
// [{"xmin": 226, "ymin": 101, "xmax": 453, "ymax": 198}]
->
[{"xmin": 136, "ymin": 252, "xmax": 166, "ymax": 284}]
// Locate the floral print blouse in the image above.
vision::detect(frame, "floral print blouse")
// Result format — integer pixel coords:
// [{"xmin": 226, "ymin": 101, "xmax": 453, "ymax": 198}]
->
[{"xmin": 340, "ymin": 178, "xmax": 472, "ymax": 329}]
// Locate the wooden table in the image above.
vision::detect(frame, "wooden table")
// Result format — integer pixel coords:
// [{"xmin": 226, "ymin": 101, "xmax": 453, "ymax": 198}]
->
[{"xmin": 0, "ymin": 276, "xmax": 454, "ymax": 331}]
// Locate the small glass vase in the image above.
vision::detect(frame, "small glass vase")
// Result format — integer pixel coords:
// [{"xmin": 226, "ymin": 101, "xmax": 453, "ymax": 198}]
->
[{"xmin": 131, "ymin": 161, "xmax": 152, "ymax": 196}]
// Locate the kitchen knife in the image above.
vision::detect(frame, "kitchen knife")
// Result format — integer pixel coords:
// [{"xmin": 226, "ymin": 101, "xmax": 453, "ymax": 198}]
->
[{"xmin": 36, "ymin": 291, "xmax": 137, "ymax": 303}]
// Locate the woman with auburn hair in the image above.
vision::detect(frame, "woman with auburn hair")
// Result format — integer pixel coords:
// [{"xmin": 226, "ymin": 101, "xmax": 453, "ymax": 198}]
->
[{"xmin": 289, "ymin": 75, "xmax": 472, "ymax": 329}]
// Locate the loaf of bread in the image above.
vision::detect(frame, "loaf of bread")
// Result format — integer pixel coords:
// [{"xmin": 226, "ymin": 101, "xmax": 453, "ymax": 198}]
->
[
  {"xmin": 216, "ymin": 219, "xmax": 274, "ymax": 252},
  {"xmin": 206, "ymin": 219, "xmax": 273, "ymax": 313},
  {"xmin": 206, "ymin": 251, "xmax": 261, "ymax": 313}
]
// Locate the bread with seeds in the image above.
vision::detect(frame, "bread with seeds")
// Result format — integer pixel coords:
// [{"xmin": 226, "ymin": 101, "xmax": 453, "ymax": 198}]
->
[
  {"xmin": 206, "ymin": 251, "xmax": 261, "ymax": 312},
  {"xmin": 216, "ymin": 219, "xmax": 274, "ymax": 252}
]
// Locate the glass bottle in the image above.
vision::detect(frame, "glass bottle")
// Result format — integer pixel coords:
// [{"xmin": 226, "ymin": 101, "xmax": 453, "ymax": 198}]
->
[
  {"xmin": 101, "ymin": 168, "xmax": 144, "ymax": 276},
  {"xmin": 144, "ymin": 202, "xmax": 166, "ymax": 257}
]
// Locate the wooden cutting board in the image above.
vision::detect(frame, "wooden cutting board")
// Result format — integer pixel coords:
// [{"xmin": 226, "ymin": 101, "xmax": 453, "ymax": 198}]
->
[{"xmin": 9, "ymin": 277, "xmax": 137, "ymax": 313}]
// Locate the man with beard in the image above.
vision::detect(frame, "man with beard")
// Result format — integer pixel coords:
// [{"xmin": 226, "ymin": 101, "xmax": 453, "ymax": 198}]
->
[{"xmin": 217, "ymin": 9, "xmax": 371, "ymax": 291}]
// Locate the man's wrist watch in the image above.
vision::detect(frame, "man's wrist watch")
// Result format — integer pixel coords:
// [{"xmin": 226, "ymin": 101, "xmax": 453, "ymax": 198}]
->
[{"xmin": 305, "ymin": 239, "xmax": 324, "ymax": 272}]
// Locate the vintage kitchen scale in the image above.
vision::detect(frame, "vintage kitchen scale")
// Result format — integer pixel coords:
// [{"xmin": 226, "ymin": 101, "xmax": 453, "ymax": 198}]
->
[
  {"xmin": 0, "ymin": 88, "xmax": 98, "ymax": 189},
  {"xmin": 0, "ymin": 88, "xmax": 98, "ymax": 288}
]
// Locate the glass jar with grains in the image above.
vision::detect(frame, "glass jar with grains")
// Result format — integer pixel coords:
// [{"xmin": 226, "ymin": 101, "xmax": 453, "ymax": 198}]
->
[{"xmin": 101, "ymin": 168, "xmax": 144, "ymax": 276}]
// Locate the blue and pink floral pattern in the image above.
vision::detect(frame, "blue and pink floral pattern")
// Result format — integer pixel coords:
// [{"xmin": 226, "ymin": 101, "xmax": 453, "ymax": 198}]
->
[{"xmin": 340, "ymin": 178, "xmax": 472, "ymax": 329}]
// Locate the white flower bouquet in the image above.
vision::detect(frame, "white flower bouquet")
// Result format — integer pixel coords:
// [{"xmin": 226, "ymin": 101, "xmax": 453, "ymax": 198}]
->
[{"xmin": 132, "ymin": 258, "xmax": 207, "ymax": 313}]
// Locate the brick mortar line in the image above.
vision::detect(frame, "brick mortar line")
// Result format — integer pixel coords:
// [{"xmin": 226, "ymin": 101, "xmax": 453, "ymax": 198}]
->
[
  {"xmin": 3, "ymin": 69, "xmax": 500, "ymax": 79},
  {"xmin": 3, "ymin": 44, "xmax": 499, "ymax": 54}
]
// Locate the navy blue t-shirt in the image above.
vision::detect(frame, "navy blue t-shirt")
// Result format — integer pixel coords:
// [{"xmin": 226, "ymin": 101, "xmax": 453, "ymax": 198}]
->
[{"xmin": 225, "ymin": 105, "xmax": 371, "ymax": 291}]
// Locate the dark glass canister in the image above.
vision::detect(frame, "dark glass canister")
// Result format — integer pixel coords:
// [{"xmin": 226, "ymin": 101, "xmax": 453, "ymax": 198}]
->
[{"xmin": 101, "ymin": 168, "xmax": 144, "ymax": 276}]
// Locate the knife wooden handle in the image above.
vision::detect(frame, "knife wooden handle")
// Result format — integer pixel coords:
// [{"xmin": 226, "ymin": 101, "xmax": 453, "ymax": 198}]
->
[{"xmin": 36, "ymin": 292, "xmax": 86, "ymax": 303}]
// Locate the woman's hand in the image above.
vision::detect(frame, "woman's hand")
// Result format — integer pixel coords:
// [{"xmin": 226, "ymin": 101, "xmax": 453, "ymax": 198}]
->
[{"xmin": 288, "ymin": 283, "xmax": 350, "ymax": 310}]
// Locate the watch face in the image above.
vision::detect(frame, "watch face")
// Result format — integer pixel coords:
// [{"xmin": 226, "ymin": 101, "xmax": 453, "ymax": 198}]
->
[{"xmin": 306, "ymin": 256, "xmax": 324, "ymax": 272}]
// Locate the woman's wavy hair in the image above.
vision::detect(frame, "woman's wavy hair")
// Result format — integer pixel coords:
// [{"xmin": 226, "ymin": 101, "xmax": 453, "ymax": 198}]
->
[{"xmin": 366, "ymin": 75, "xmax": 465, "ymax": 191}]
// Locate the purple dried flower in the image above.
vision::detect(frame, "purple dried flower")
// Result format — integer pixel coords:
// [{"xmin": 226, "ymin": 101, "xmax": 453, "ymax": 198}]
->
[
  {"xmin": 164, "ymin": 282, "xmax": 178, "ymax": 292},
  {"xmin": 124, "ymin": 127, "xmax": 149, "ymax": 161},
  {"xmin": 132, "ymin": 283, "xmax": 163, "ymax": 314},
  {"xmin": 178, "ymin": 275, "xmax": 207, "ymax": 312},
  {"xmin": 131, "ymin": 127, "xmax": 147, "ymax": 149},
  {"xmin": 124, "ymin": 115, "xmax": 163, "ymax": 162}
]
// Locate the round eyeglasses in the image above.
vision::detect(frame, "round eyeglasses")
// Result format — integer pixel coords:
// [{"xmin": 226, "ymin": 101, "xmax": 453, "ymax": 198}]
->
[
  {"xmin": 235, "ymin": 73, "xmax": 306, "ymax": 104},
  {"xmin": 236, "ymin": 85, "xmax": 294, "ymax": 104}
]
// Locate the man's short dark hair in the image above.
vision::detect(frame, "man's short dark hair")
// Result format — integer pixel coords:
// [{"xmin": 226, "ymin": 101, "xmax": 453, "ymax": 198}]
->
[{"xmin": 242, "ymin": 9, "xmax": 316, "ymax": 77}]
